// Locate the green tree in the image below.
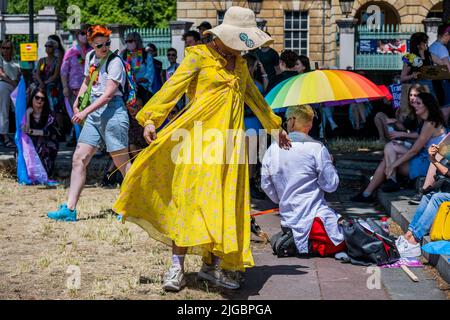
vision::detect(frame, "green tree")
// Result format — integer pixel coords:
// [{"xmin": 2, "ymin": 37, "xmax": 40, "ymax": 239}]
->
[{"xmin": 7, "ymin": 0, "xmax": 176, "ymax": 29}]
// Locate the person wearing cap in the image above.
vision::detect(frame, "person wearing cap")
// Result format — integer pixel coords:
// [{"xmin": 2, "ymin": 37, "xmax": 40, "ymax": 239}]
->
[
  {"xmin": 47, "ymin": 25, "xmax": 131, "ymax": 222},
  {"xmin": 197, "ymin": 21, "xmax": 213, "ymax": 44},
  {"xmin": 114, "ymin": 6, "xmax": 291, "ymax": 292}
]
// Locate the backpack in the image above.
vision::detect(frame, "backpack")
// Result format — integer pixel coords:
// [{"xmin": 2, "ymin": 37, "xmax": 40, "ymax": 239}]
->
[
  {"xmin": 341, "ymin": 217, "xmax": 400, "ymax": 266},
  {"xmin": 270, "ymin": 226, "xmax": 298, "ymax": 258},
  {"xmin": 87, "ymin": 51, "xmax": 138, "ymax": 114}
]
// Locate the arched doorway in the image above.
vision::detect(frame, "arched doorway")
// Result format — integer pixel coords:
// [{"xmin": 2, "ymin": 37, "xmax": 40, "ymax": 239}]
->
[{"xmin": 355, "ymin": 1, "xmax": 400, "ymax": 26}]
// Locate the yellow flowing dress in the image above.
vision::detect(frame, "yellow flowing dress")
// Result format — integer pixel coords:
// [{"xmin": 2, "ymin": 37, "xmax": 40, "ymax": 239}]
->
[{"xmin": 113, "ymin": 45, "xmax": 281, "ymax": 271}]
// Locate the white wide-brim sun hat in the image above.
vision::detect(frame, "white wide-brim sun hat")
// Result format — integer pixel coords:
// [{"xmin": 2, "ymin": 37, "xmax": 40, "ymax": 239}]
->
[{"xmin": 204, "ymin": 6, "xmax": 273, "ymax": 51}]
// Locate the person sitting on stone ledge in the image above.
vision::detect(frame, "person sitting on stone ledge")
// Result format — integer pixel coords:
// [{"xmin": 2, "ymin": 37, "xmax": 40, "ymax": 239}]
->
[
  {"xmin": 261, "ymin": 104, "xmax": 346, "ymax": 257},
  {"xmin": 351, "ymin": 92, "xmax": 447, "ymax": 202},
  {"xmin": 396, "ymin": 144, "xmax": 450, "ymax": 258}
]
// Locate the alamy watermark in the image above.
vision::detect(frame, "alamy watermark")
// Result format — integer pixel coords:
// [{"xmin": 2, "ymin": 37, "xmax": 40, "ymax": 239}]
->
[
  {"xmin": 66, "ymin": 5, "xmax": 82, "ymax": 30},
  {"xmin": 366, "ymin": 266, "xmax": 381, "ymax": 290},
  {"xmin": 66, "ymin": 265, "xmax": 81, "ymax": 290}
]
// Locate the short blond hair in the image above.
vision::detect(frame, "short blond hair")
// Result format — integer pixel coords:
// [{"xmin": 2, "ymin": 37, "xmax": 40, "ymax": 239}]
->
[{"xmin": 286, "ymin": 105, "xmax": 314, "ymax": 127}]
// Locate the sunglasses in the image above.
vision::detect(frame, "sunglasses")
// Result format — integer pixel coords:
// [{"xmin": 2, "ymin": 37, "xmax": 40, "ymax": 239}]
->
[
  {"xmin": 167, "ymin": 54, "xmax": 177, "ymax": 57},
  {"xmin": 125, "ymin": 39, "xmax": 135, "ymax": 43},
  {"xmin": 1, "ymin": 46, "xmax": 11, "ymax": 50},
  {"xmin": 93, "ymin": 40, "xmax": 111, "ymax": 49},
  {"xmin": 79, "ymin": 31, "xmax": 86, "ymax": 36},
  {"xmin": 34, "ymin": 95, "xmax": 46, "ymax": 102},
  {"xmin": 45, "ymin": 45, "xmax": 55, "ymax": 48}
]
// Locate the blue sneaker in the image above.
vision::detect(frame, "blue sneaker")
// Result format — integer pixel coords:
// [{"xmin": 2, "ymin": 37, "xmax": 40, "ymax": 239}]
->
[{"xmin": 47, "ymin": 204, "xmax": 77, "ymax": 222}]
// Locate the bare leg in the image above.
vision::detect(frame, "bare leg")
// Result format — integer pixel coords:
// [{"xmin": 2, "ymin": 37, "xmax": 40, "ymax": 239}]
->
[
  {"xmin": 422, "ymin": 153, "xmax": 442, "ymax": 190},
  {"xmin": 67, "ymin": 143, "xmax": 97, "ymax": 210},
  {"xmin": 110, "ymin": 148, "xmax": 132, "ymax": 178},
  {"xmin": 374, "ymin": 112, "xmax": 389, "ymax": 142},
  {"xmin": 384, "ymin": 142, "xmax": 408, "ymax": 180},
  {"xmin": 173, "ymin": 242, "xmax": 188, "ymax": 256},
  {"xmin": 128, "ymin": 144, "xmax": 141, "ymax": 159},
  {"xmin": 363, "ymin": 159, "xmax": 387, "ymax": 195},
  {"xmin": 351, "ymin": 105, "xmax": 360, "ymax": 130},
  {"xmin": 358, "ymin": 104, "xmax": 366, "ymax": 124},
  {"xmin": 441, "ymin": 107, "xmax": 450, "ymax": 124}
]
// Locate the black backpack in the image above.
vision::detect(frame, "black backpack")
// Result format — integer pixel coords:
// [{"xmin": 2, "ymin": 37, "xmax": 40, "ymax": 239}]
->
[
  {"xmin": 270, "ymin": 226, "xmax": 298, "ymax": 258},
  {"xmin": 341, "ymin": 217, "xmax": 400, "ymax": 266}
]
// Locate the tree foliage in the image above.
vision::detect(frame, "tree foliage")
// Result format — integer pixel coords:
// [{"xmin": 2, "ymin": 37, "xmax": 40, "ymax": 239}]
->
[{"xmin": 7, "ymin": 0, "xmax": 176, "ymax": 29}]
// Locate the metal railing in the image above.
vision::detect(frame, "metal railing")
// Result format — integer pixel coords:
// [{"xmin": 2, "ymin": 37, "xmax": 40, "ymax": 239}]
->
[
  {"xmin": 355, "ymin": 24, "xmax": 423, "ymax": 70},
  {"xmin": 126, "ymin": 27, "xmax": 172, "ymax": 69}
]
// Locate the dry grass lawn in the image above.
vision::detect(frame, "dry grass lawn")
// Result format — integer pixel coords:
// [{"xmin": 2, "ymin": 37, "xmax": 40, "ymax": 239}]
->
[{"xmin": 0, "ymin": 171, "xmax": 231, "ymax": 300}]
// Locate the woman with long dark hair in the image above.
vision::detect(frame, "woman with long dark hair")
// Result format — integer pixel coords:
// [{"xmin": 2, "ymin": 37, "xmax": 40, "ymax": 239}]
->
[
  {"xmin": 23, "ymin": 87, "xmax": 59, "ymax": 176},
  {"xmin": 351, "ymin": 92, "xmax": 447, "ymax": 202}
]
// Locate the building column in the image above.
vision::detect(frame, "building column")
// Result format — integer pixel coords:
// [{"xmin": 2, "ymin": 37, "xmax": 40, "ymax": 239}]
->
[
  {"xmin": 423, "ymin": 17, "xmax": 441, "ymax": 46},
  {"xmin": 336, "ymin": 18, "xmax": 357, "ymax": 70},
  {"xmin": 35, "ymin": 7, "xmax": 58, "ymax": 59},
  {"xmin": 0, "ymin": 13, "xmax": 5, "ymax": 41},
  {"xmin": 169, "ymin": 21, "xmax": 193, "ymax": 63}
]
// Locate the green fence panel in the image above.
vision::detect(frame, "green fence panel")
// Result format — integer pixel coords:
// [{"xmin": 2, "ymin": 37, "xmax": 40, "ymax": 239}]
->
[
  {"xmin": 355, "ymin": 24, "xmax": 423, "ymax": 70},
  {"xmin": 126, "ymin": 28, "xmax": 172, "ymax": 69}
]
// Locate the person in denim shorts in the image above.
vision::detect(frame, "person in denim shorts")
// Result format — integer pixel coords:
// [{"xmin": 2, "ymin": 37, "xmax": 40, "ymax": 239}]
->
[{"xmin": 47, "ymin": 25, "xmax": 131, "ymax": 221}]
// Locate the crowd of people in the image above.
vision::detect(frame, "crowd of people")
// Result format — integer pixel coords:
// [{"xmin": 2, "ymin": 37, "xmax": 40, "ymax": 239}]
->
[{"xmin": 0, "ymin": 5, "xmax": 449, "ymax": 292}]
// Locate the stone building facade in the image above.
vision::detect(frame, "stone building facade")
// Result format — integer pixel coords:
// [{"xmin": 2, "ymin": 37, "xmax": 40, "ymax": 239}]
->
[{"xmin": 176, "ymin": 0, "xmax": 447, "ymax": 68}]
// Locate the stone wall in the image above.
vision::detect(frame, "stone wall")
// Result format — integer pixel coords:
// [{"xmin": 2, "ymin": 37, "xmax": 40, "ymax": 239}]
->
[{"xmin": 177, "ymin": 0, "xmax": 442, "ymax": 68}]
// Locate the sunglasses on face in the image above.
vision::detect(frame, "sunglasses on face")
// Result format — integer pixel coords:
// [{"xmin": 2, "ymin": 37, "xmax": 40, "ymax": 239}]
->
[
  {"xmin": 93, "ymin": 40, "xmax": 111, "ymax": 49},
  {"xmin": 45, "ymin": 45, "xmax": 54, "ymax": 48},
  {"xmin": 79, "ymin": 31, "xmax": 86, "ymax": 36},
  {"xmin": 125, "ymin": 39, "xmax": 135, "ymax": 43},
  {"xmin": 1, "ymin": 46, "xmax": 11, "ymax": 50},
  {"xmin": 167, "ymin": 54, "xmax": 176, "ymax": 57},
  {"xmin": 34, "ymin": 95, "xmax": 46, "ymax": 102}
]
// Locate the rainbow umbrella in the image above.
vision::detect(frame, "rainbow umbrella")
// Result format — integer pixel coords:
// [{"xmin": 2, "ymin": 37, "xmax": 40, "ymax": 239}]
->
[{"xmin": 265, "ymin": 70, "xmax": 387, "ymax": 111}]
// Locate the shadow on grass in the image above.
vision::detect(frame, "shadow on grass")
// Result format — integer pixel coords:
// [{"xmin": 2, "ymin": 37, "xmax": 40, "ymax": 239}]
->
[{"xmin": 76, "ymin": 209, "xmax": 117, "ymax": 221}]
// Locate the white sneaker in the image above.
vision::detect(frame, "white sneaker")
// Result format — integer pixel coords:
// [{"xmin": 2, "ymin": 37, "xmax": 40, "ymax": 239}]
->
[
  {"xmin": 397, "ymin": 239, "xmax": 421, "ymax": 258},
  {"xmin": 162, "ymin": 265, "xmax": 186, "ymax": 292},
  {"xmin": 395, "ymin": 235, "xmax": 407, "ymax": 248},
  {"xmin": 197, "ymin": 264, "xmax": 240, "ymax": 290}
]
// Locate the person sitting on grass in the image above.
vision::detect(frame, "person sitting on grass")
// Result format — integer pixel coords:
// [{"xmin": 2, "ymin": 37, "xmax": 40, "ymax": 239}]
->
[
  {"xmin": 261, "ymin": 104, "xmax": 346, "ymax": 257},
  {"xmin": 396, "ymin": 144, "xmax": 450, "ymax": 258},
  {"xmin": 351, "ymin": 92, "xmax": 447, "ymax": 203}
]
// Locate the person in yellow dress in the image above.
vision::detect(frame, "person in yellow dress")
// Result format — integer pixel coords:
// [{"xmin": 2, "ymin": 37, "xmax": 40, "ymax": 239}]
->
[{"xmin": 113, "ymin": 6, "xmax": 291, "ymax": 292}]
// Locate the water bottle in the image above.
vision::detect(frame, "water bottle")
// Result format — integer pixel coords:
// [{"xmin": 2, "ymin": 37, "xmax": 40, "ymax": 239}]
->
[
  {"xmin": 380, "ymin": 217, "xmax": 389, "ymax": 234},
  {"xmin": 387, "ymin": 124, "xmax": 395, "ymax": 133},
  {"xmin": 403, "ymin": 141, "xmax": 412, "ymax": 149}
]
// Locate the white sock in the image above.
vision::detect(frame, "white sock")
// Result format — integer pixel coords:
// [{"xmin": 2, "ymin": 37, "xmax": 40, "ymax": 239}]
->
[{"xmin": 172, "ymin": 255, "xmax": 185, "ymax": 270}]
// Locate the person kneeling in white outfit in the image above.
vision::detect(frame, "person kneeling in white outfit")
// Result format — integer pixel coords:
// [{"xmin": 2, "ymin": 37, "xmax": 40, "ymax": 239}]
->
[{"xmin": 261, "ymin": 105, "xmax": 346, "ymax": 256}]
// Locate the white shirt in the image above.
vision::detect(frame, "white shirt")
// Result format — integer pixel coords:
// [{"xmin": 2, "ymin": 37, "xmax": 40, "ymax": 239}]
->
[
  {"xmin": 84, "ymin": 52, "xmax": 126, "ymax": 97},
  {"xmin": 0, "ymin": 56, "xmax": 20, "ymax": 81},
  {"xmin": 261, "ymin": 131, "xmax": 344, "ymax": 253}
]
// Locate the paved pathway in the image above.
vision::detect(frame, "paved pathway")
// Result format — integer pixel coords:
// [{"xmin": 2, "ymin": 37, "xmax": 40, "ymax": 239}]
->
[{"xmin": 234, "ymin": 187, "xmax": 446, "ymax": 300}]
